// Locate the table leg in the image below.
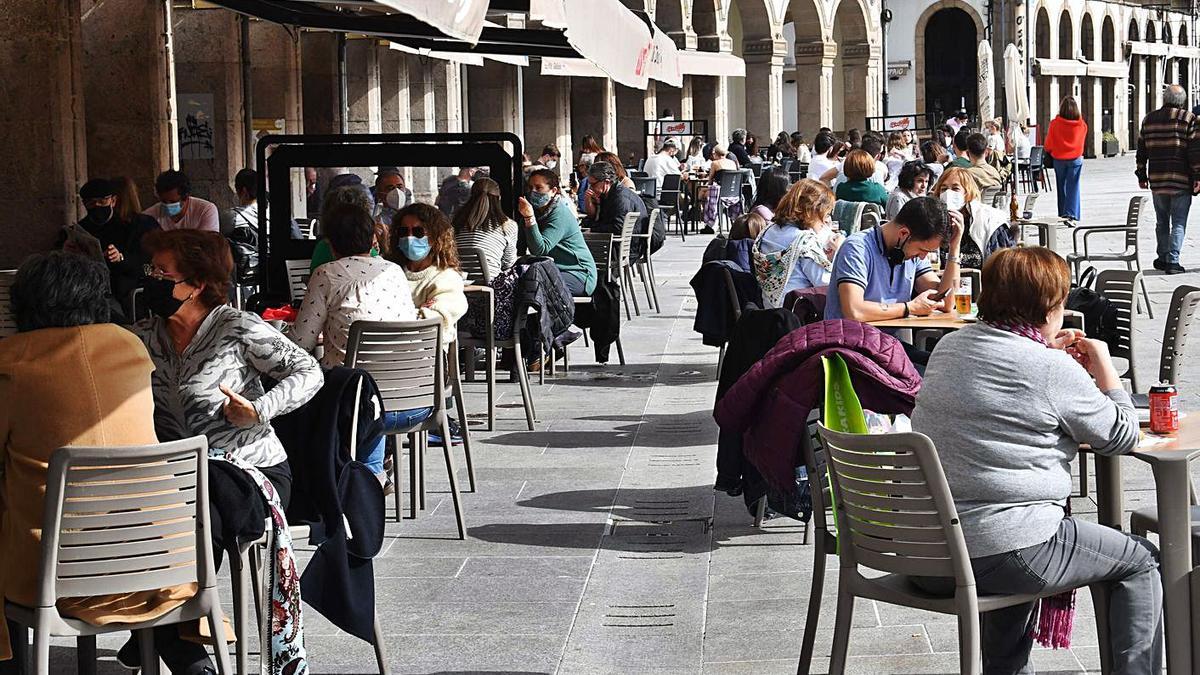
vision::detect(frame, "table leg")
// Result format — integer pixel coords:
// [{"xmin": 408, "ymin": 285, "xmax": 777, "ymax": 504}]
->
[
  {"xmin": 1150, "ymin": 460, "xmax": 1194, "ymax": 674},
  {"xmin": 1094, "ymin": 454, "xmax": 1124, "ymax": 528}
]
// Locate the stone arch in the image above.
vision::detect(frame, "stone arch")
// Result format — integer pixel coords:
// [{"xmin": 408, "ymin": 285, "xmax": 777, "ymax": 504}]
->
[
  {"xmin": 1101, "ymin": 14, "xmax": 1115, "ymax": 61},
  {"xmin": 1147, "ymin": 20, "xmax": 1157, "ymax": 43},
  {"xmin": 1035, "ymin": 6, "xmax": 1052, "ymax": 136},
  {"xmin": 655, "ymin": 0, "xmax": 686, "ymax": 45},
  {"xmin": 915, "ymin": 1, "xmax": 986, "ymax": 123},
  {"xmin": 692, "ymin": 0, "xmax": 729, "ymax": 51},
  {"xmin": 831, "ymin": 0, "xmax": 877, "ymax": 131},
  {"xmin": 1128, "ymin": 18, "xmax": 1141, "ymax": 148},
  {"xmin": 729, "ymin": 0, "xmax": 781, "ymax": 138},
  {"xmin": 1101, "ymin": 14, "xmax": 1116, "ymax": 139},
  {"xmin": 1035, "ymin": 6, "xmax": 1051, "ymax": 59},
  {"xmin": 1081, "ymin": 13, "xmax": 1095, "ymax": 60},
  {"xmin": 786, "ymin": 0, "xmax": 829, "ymax": 134},
  {"xmin": 1181, "ymin": 24, "xmax": 1189, "ymax": 46},
  {"xmin": 1058, "ymin": 10, "xmax": 1073, "ymax": 59}
]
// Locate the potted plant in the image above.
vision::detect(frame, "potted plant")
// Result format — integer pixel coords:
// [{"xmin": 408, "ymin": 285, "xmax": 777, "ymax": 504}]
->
[{"xmin": 1102, "ymin": 132, "xmax": 1120, "ymax": 157}]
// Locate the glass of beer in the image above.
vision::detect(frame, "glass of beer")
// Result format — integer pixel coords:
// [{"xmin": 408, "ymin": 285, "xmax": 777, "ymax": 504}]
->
[{"xmin": 955, "ymin": 277, "xmax": 973, "ymax": 315}]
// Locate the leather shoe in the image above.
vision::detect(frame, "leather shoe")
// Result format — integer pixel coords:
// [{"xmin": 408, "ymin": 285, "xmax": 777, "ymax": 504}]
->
[
  {"xmin": 1167, "ymin": 262, "xmax": 1187, "ymax": 274},
  {"xmin": 1153, "ymin": 258, "xmax": 1167, "ymax": 271}
]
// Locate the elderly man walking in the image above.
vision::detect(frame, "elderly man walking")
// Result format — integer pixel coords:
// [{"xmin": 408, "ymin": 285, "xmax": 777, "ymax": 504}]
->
[{"xmin": 1137, "ymin": 84, "xmax": 1200, "ymax": 274}]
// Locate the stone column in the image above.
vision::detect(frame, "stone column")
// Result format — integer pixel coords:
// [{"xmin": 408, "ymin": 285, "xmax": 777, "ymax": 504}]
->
[
  {"xmin": 343, "ymin": 37, "xmax": 381, "ymax": 184},
  {"xmin": 1133, "ymin": 57, "xmax": 1148, "ymax": 141},
  {"xmin": 467, "ymin": 60, "xmax": 521, "ymax": 135},
  {"xmin": 841, "ymin": 43, "xmax": 880, "ymax": 132},
  {"xmin": 643, "ymin": 81, "xmax": 658, "ymax": 159},
  {"xmin": 794, "ymin": 41, "xmax": 836, "ymax": 134},
  {"xmin": 0, "ymin": 0, "xmax": 87, "ymax": 266},
  {"xmin": 743, "ymin": 38, "xmax": 787, "ymax": 138},
  {"xmin": 380, "ymin": 47, "xmax": 414, "ymax": 188},
  {"xmin": 434, "ymin": 61, "xmax": 465, "ymax": 134},
  {"xmin": 601, "ymin": 78, "xmax": 618, "ymax": 152},
  {"xmin": 680, "ymin": 76, "xmax": 694, "ymax": 123},
  {"xmin": 615, "ymin": 84, "xmax": 645, "ymax": 166},
  {"xmin": 690, "ymin": 75, "xmax": 729, "ymax": 146},
  {"xmin": 301, "ymin": 32, "xmax": 340, "ymax": 135},
  {"xmin": 1083, "ymin": 76, "xmax": 1102, "ymax": 158},
  {"xmin": 408, "ymin": 58, "xmax": 437, "ymax": 201},
  {"xmin": 172, "ymin": 7, "xmax": 245, "ymax": 210},
  {"xmin": 249, "ymin": 20, "xmax": 304, "ymax": 213},
  {"xmin": 81, "ymin": 0, "xmax": 171, "ymax": 208},
  {"xmin": 523, "ymin": 69, "xmax": 572, "ymax": 179}
]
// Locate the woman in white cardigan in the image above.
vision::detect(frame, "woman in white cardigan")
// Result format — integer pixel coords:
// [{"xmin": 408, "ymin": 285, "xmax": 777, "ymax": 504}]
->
[{"xmin": 929, "ymin": 167, "xmax": 1014, "ymax": 269}]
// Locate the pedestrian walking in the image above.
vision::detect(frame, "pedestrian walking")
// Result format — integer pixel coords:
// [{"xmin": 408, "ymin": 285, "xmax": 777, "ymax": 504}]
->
[
  {"xmin": 1137, "ymin": 84, "xmax": 1200, "ymax": 274},
  {"xmin": 1043, "ymin": 96, "xmax": 1087, "ymax": 225}
]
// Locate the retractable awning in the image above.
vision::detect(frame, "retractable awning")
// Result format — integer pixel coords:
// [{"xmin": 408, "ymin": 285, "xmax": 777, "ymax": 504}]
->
[
  {"xmin": 209, "ymin": 0, "xmax": 678, "ymax": 90},
  {"xmin": 677, "ymin": 50, "xmax": 745, "ymax": 77}
]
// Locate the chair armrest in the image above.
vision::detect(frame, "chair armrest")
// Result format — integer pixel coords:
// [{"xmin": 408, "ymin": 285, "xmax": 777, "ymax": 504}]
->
[
  {"xmin": 1072, "ymin": 225, "xmax": 1130, "ymax": 255},
  {"xmin": 1080, "ymin": 226, "xmax": 1134, "ymax": 258}
]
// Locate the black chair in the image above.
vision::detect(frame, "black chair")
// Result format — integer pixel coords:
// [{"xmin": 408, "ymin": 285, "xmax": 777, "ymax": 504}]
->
[
  {"xmin": 632, "ymin": 176, "xmax": 657, "ymax": 197},
  {"xmin": 1021, "ymin": 146, "xmax": 1049, "ymax": 193},
  {"xmin": 713, "ymin": 170, "xmax": 744, "ymax": 236},
  {"xmin": 659, "ymin": 173, "xmax": 683, "ymax": 238}
]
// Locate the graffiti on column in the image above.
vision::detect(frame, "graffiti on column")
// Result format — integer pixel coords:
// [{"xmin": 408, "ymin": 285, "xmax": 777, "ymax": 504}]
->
[{"xmin": 178, "ymin": 93, "xmax": 215, "ymax": 160}]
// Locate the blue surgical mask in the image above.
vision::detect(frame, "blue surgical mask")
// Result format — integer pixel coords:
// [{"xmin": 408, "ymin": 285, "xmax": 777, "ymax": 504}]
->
[
  {"xmin": 164, "ymin": 201, "xmax": 183, "ymax": 217},
  {"xmin": 528, "ymin": 191, "xmax": 552, "ymax": 208},
  {"xmin": 397, "ymin": 236, "xmax": 431, "ymax": 261}
]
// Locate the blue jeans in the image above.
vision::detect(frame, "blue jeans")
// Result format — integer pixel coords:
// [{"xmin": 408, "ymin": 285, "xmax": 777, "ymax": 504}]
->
[
  {"xmin": 1152, "ymin": 191, "xmax": 1191, "ymax": 264},
  {"xmin": 359, "ymin": 407, "xmax": 433, "ymax": 474},
  {"xmin": 1052, "ymin": 156, "xmax": 1083, "ymax": 220}
]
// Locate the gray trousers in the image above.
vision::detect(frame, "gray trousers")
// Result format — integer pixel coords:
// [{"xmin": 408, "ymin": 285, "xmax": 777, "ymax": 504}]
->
[{"xmin": 916, "ymin": 517, "xmax": 1162, "ymax": 674}]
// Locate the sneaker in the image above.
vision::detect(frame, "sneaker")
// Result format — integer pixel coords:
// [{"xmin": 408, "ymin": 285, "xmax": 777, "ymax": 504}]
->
[
  {"xmin": 700, "ymin": 226, "xmax": 715, "ymax": 235},
  {"xmin": 1167, "ymin": 262, "xmax": 1187, "ymax": 275},
  {"xmin": 428, "ymin": 417, "xmax": 464, "ymax": 446},
  {"xmin": 1154, "ymin": 258, "xmax": 1167, "ymax": 271}
]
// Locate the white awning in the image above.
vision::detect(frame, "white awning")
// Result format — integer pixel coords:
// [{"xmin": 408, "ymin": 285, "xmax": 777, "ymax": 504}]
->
[
  {"xmin": 540, "ymin": 57, "xmax": 608, "ymax": 78},
  {"xmin": 374, "ymin": 0, "xmax": 487, "ymax": 45},
  {"xmin": 677, "ymin": 50, "xmax": 745, "ymax": 77},
  {"xmin": 387, "ymin": 41, "xmax": 529, "ymax": 68},
  {"xmin": 557, "ymin": 0, "xmax": 678, "ymax": 89}
]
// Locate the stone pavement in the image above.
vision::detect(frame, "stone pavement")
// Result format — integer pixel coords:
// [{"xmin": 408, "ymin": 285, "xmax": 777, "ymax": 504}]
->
[{"xmin": 45, "ymin": 155, "xmax": 1200, "ymax": 674}]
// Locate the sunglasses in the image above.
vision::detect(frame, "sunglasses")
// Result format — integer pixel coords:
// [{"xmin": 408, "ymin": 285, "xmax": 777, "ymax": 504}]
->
[{"xmin": 394, "ymin": 225, "xmax": 427, "ymax": 238}]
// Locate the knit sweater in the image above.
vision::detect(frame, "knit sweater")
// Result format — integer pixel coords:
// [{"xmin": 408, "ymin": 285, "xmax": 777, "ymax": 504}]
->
[
  {"xmin": 524, "ymin": 198, "xmax": 598, "ymax": 295},
  {"xmin": 910, "ymin": 323, "xmax": 1138, "ymax": 558},
  {"xmin": 1043, "ymin": 116, "xmax": 1088, "ymax": 161},
  {"xmin": 1135, "ymin": 105, "xmax": 1200, "ymax": 194},
  {"xmin": 405, "ymin": 265, "xmax": 468, "ymax": 345}
]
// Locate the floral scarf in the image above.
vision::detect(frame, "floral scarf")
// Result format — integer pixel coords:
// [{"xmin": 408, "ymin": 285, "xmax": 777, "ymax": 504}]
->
[
  {"xmin": 212, "ymin": 454, "xmax": 308, "ymax": 674},
  {"xmin": 751, "ymin": 226, "xmax": 835, "ymax": 308},
  {"xmin": 982, "ymin": 320, "xmax": 1076, "ymax": 650}
]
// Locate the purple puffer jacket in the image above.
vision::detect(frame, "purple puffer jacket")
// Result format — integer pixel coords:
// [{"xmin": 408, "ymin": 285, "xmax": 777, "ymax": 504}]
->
[{"xmin": 713, "ymin": 319, "xmax": 922, "ymax": 492}]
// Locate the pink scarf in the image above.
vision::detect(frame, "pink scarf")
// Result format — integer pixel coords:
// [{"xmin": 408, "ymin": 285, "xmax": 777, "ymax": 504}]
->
[{"xmin": 984, "ymin": 320, "xmax": 1076, "ymax": 650}]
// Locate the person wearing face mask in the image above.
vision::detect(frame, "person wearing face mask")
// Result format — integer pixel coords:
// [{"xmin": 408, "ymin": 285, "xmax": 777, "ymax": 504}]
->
[
  {"xmin": 388, "ymin": 203, "xmax": 469, "ymax": 346},
  {"xmin": 518, "ymin": 169, "xmax": 598, "ymax": 297},
  {"xmin": 527, "ymin": 144, "xmax": 562, "ymax": 173},
  {"xmin": 65, "ymin": 178, "xmax": 158, "ymax": 317},
  {"xmin": 131, "ymin": 229, "xmax": 320, "ymax": 673},
  {"xmin": 642, "ymin": 139, "xmax": 683, "ymax": 194},
  {"xmin": 143, "ymin": 169, "xmax": 219, "ymax": 232},
  {"xmin": 752, "ymin": 179, "xmax": 845, "ymax": 306},
  {"xmin": 582, "ymin": 161, "xmax": 647, "ymax": 237},
  {"xmin": 435, "ymin": 166, "xmax": 477, "ymax": 218},
  {"xmin": 930, "ymin": 167, "xmax": 1014, "ymax": 270},
  {"xmin": 825, "ymin": 197, "xmax": 965, "ymax": 368},
  {"xmin": 372, "ymin": 167, "xmax": 411, "ymax": 210}
]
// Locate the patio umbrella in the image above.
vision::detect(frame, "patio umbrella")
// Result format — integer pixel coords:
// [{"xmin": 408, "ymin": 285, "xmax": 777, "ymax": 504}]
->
[
  {"xmin": 978, "ymin": 40, "xmax": 995, "ymax": 123},
  {"xmin": 1003, "ymin": 43, "xmax": 1030, "ymax": 125},
  {"xmin": 375, "ymin": 0, "xmax": 488, "ymax": 44}
]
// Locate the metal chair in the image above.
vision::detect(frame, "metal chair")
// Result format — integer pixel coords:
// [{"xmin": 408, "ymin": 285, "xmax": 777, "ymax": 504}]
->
[
  {"xmin": 0, "ymin": 269, "xmax": 16, "ymax": 338},
  {"xmin": 457, "ymin": 247, "xmax": 536, "ymax": 431},
  {"xmin": 659, "ymin": 174, "xmax": 683, "ymax": 238},
  {"xmin": 630, "ymin": 208, "xmax": 662, "ymax": 313},
  {"xmin": 981, "ymin": 186, "xmax": 1003, "ymax": 209},
  {"xmin": 616, "ymin": 211, "xmax": 641, "ymax": 319},
  {"xmin": 1022, "ymin": 192, "xmax": 1038, "ymax": 216},
  {"xmin": 632, "ymin": 176, "xmax": 657, "ymax": 197},
  {"xmin": 4, "ymin": 437, "xmax": 232, "ymax": 675},
  {"xmin": 569, "ymin": 233, "xmax": 626, "ymax": 368},
  {"xmin": 1068, "ymin": 196, "xmax": 1152, "ymax": 317},
  {"xmin": 789, "ymin": 162, "xmax": 805, "ymax": 184},
  {"xmin": 284, "ymin": 259, "xmax": 312, "ymax": 304},
  {"xmin": 817, "ymin": 424, "xmax": 1070, "ymax": 675},
  {"xmin": 713, "ymin": 170, "xmax": 744, "ymax": 236},
  {"xmin": 345, "ymin": 319, "xmax": 471, "ymax": 537}
]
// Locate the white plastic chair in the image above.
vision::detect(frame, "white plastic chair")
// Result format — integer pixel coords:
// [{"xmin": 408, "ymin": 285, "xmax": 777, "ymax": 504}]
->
[{"xmin": 284, "ymin": 259, "xmax": 311, "ymax": 304}]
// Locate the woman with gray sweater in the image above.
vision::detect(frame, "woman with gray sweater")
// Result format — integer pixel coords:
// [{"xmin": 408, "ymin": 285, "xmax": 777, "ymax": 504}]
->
[{"xmin": 911, "ymin": 247, "xmax": 1160, "ymax": 674}]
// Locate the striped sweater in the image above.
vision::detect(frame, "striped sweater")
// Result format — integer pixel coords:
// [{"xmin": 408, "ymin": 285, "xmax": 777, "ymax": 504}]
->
[{"xmin": 1136, "ymin": 105, "xmax": 1200, "ymax": 194}]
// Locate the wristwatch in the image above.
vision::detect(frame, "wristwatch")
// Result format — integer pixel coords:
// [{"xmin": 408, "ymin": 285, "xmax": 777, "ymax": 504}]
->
[
  {"xmin": 902, "ymin": 302, "xmax": 911, "ymax": 318},
  {"xmin": 945, "ymin": 254, "xmax": 961, "ymax": 264}
]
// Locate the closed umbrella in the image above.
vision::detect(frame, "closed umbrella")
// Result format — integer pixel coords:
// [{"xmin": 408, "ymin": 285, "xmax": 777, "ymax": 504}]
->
[
  {"xmin": 1003, "ymin": 43, "xmax": 1030, "ymax": 125},
  {"xmin": 978, "ymin": 40, "xmax": 995, "ymax": 123}
]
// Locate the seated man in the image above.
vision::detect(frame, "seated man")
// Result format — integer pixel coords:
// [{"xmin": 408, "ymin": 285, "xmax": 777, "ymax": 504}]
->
[
  {"xmin": 949, "ymin": 129, "xmax": 973, "ymax": 168},
  {"xmin": 582, "ymin": 161, "xmax": 646, "ymax": 236},
  {"xmin": 963, "ymin": 132, "xmax": 1005, "ymax": 190},
  {"xmin": 824, "ymin": 196, "xmax": 964, "ymax": 366},
  {"xmin": 643, "ymin": 139, "xmax": 682, "ymax": 194}
]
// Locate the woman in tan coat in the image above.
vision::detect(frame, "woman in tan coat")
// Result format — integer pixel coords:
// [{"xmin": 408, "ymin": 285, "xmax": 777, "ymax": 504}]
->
[{"xmin": 0, "ymin": 252, "xmax": 209, "ymax": 673}]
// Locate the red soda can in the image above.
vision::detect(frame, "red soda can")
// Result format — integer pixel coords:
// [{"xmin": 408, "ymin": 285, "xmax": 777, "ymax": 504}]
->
[{"xmin": 1149, "ymin": 384, "xmax": 1180, "ymax": 434}]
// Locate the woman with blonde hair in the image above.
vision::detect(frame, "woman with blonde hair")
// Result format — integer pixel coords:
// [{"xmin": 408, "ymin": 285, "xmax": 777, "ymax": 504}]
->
[
  {"xmin": 930, "ymin": 166, "xmax": 1013, "ymax": 269},
  {"xmin": 751, "ymin": 178, "xmax": 844, "ymax": 306}
]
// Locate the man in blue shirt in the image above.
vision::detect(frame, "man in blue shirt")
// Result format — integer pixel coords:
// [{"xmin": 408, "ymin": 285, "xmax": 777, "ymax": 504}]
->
[{"xmin": 825, "ymin": 196, "xmax": 964, "ymax": 365}]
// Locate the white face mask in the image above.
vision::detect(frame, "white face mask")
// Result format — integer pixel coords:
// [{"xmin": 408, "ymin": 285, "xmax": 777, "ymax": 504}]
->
[
  {"xmin": 940, "ymin": 189, "xmax": 965, "ymax": 211},
  {"xmin": 545, "ymin": 159, "xmax": 557, "ymax": 169}
]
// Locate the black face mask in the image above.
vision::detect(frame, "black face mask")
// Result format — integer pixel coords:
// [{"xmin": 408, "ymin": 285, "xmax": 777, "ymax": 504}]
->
[
  {"xmin": 886, "ymin": 235, "xmax": 909, "ymax": 267},
  {"xmin": 141, "ymin": 277, "xmax": 188, "ymax": 318},
  {"xmin": 86, "ymin": 205, "xmax": 113, "ymax": 225}
]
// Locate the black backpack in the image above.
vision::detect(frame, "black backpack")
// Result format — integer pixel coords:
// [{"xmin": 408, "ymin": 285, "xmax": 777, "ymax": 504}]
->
[
  {"xmin": 1066, "ymin": 267, "xmax": 1120, "ymax": 351},
  {"xmin": 227, "ymin": 225, "xmax": 260, "ymax": 285}
]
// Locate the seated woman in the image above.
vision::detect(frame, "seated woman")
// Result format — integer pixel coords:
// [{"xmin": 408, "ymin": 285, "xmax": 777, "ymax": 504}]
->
[
  {"xmin": 310, "ymin": 182, "xmax": 379, "ymax": 273},
  {"xmin": 886, "ymin": 160, "xmax": 935, "ymax": 220},
  {"xmin": 518, "ymin": 168, "xmax": 598, "ymax": 297},
  {"xmin": 750, "ymin": 169, "xmax": 790, "ymax": 221},
  {"xmin": 0, "ymin": 252, "xmax": 213, "ymax": 673},
  {"xmin": 920, "ymin": 139, "xmax": 949, "ymax": 180},
  {"xmin": 929, "ymin": 166, "xmax": 1013, "ymax": 269},
  {"xmin": 911, "ymin": 247, "xmax": 1160, "ymax": 674},
  {"xmin": 752, "ymin": 178, "xmax": 844, "ymax": 307},
  {"xmin": 724, "ymin": 212, "xmax": 768, "ymax": 273},
  {"xmin": 453, "ymin": 177, "xmax": 518, "ymax": 275},
  {"xmin": 834, "ymin": 149, "xmax": 888, "ymax": 208}
]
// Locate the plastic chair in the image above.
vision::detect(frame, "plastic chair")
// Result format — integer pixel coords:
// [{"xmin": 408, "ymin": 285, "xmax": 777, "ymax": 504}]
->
[
  {"xmin": 4, "ymin": 437, "xmax": 232, "ymax": 675},
  {"xmin": 1020, "ymin": 146, "xmax": 1048, "ymax": 193},
  {"xmin": 294, "ymin": 218, "xmax": 314, "ymax": 240},
  {"xmin": 569, "ymin": 233, "xmax": 626, "ymax": 368},
  {"xmin": 284, "ymin": 259, "xmax": 312, "ymax": 304},
  {"xmin": 1068, "ymin": 196, "xmax": 1152, "ymax": 317},
  {"xmin": 0, "ymin": 269, "xmax": 16, "ymax": 338},
  {"xmin": 456, "ymin": 247, "xmax": 536, "ymax": 431},
  {"xmin": 713, "ymin": 170, "xmax": 743, "ymax": 236},
  {"xmin": 345, "ymin": 319, "xmax": 471, "ymax": 537},
  {"xmin": 816, "ymin": 424, "xmax": 1070, "ymax": 675},
  {"xmin": 616, "ymin": 211, "xmax": 641, "ymax": 319},
  {"xmin": 629, "ymin": 209, "xmax": 662, "ymax": 313},
  {"xmin": 659, "ymin": 174, "xmax": 683, "ymax": 236},
  {"xmin": 1094, "ymin": 268, "xmax": 1143, "ymax": 393}
]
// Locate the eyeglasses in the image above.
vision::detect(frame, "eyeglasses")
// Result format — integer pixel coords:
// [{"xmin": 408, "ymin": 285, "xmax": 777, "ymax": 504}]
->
[
  {"xmin": 143, "ymin": 264, "xmax": 187, "ymax": 283},
  {"xmin": 394, "ymin": 225, "xmax": 427, "ymax": 239}
]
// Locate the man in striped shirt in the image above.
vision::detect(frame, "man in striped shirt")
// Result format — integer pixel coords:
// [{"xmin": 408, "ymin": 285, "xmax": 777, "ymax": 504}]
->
[{"xmin": 1136, "ymin": 84, "xmax": 1200, "ymax": 274}]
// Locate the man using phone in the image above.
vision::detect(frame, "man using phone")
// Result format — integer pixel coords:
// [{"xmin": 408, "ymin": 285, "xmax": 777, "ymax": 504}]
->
[{"xmin": 825, "ymin": 197, "xmax": 964, "ymax": 367}]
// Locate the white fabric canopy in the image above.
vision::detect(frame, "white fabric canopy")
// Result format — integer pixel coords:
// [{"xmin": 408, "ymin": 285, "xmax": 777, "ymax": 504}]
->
[
  {"xmin": 1003, "ymin": 43, "xmax": 1029, "ymax": 125},
  {"xmin": 541, "ymin": 57, "xmax": 607, "ymax": 78},
  {"xmin": 387, "ymin": 41, "xmax": 528, "ymax": 68},
  {"xmin": 374, "ymin": 0, "xmax": 488, "ymax": 45},
  {"xmin": 677, "ymin": 50, "xmax": 746, "ymax": 77},
  {"xmin": 977, "ymin": 40, "xmax": 995, "ymax": 123},
  {"xmin": 559, "ymin": 0, "xmax": 675, "ymax": 89}
]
